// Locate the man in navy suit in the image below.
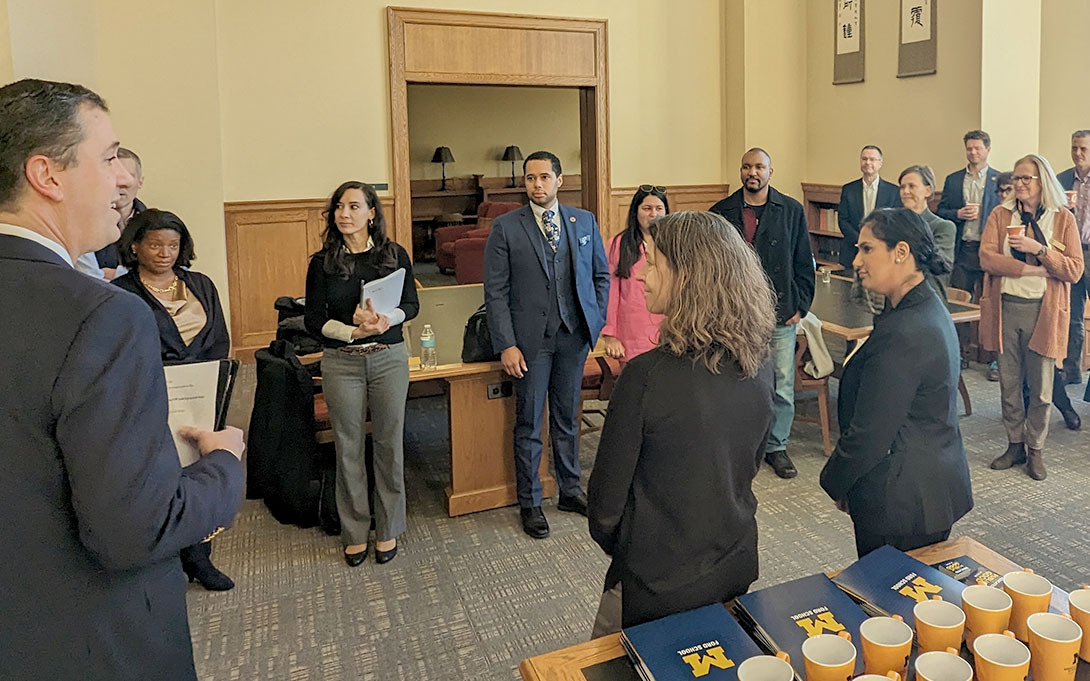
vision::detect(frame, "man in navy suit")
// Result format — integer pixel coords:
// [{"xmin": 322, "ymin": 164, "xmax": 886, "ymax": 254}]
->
[
  {"xmin": 837, "ymin": 145, "xmax": 902, "ymax": 269},
  {"xmin": 1056, "ymin": 130, "xmax": 1090, "ymax": 388},
  {"xmin": 937, "ymin": 129, "xmax": 1001, "ymax": 378},
  {"xmin": 0, "ymin": 79, "xmax": 244, "ymax": 681},
  {"xmin": 484, "ymin": 150, "xmax": 609, "ymax": 539}
]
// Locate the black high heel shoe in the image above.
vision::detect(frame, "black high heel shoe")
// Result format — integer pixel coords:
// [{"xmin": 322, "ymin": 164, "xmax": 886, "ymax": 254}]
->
[
  {"xmin": 375, "ymin": 542, "xmax": 398, "ymax": 564},
  {"xmin": 180, "ymin": 542, "xmax": 234, "ymax": 591},
  {"xmin": 344, "ymin": 545, "xmax": 369, "ymax": 567}
]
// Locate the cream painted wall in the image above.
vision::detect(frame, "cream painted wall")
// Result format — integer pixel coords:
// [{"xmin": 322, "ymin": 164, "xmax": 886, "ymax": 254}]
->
[
  {"xmin": 1039, "ymin": 0, "xmax": 1090, "ymax": 174},
  {"xmin": 214, "ymin": 0, "xmax": 729, "ymax": 202},
  {"xmin": 0, "ymin": 0, "xmax": 13, "ymax": 83},
  {"xmin": 407, "ymin": 85, "xmax": 580, "ymax": 182},
  {"xmin": 806, "ymin": 0, "xmax": 984, "ymax": 186},
  {"xmin": 981, "ymin": 0, "xmax": 1040, "ymax": 172},
  {"xmin": 6, "ymin": 0, "xmax": 96, "ymax": 84}
]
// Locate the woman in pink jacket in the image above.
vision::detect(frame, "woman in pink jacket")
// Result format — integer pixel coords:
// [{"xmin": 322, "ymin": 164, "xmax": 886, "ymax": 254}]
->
[{"xmin": 602, "ymin": 186, "xmax": 670, "ymax": 365}]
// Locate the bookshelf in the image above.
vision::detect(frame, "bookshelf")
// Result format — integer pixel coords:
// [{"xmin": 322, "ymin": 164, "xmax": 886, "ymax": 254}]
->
[{"xmin": 801, "ymin": 183, "xmax": 843, "ymax": 268}]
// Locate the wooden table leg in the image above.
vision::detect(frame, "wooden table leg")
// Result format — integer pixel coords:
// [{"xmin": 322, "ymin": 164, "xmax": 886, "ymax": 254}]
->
[{"xmin": 445, "ymin": 371, "xmax": 555, "ymax": 516}]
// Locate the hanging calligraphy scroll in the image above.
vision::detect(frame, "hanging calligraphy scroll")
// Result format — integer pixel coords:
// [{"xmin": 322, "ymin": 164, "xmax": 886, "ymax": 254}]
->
[
  {"xmin": 833, "ymin": 0, "xmax": 865, "ymax": 84},
  {"xmin": 898, "ymin": 0, "xmax": 937, "ymax": 77}
]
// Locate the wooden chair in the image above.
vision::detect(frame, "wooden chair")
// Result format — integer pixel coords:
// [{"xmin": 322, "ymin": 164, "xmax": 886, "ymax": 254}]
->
[
  {"xmin": 947, "ymin": 287, "xmax": 974, "ymax": 416},
  {"xmin": 794, "ymin": 334, "xmax": 833, "ymax": 456},
  {"xmin": 579, "ymin": 356, "xmax": 621, "ymax": 437}
]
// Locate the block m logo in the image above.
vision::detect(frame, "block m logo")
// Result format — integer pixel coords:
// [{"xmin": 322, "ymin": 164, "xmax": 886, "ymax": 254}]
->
[
  {"xmin": 897, "ymin": 576, "xmax": 943, "ymax": 603},
  {"xmin": 681, "ymin": 646, "xmax": 735, "ymax": 678},
  {"xmin": 794, "ymin": 611, "xmax": 846, "ymax": 637}
]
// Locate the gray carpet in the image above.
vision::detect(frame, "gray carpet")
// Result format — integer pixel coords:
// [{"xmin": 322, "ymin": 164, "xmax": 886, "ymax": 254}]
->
[{"xmin": 187, "ymin": 361, "xmax": 1090, "ymax": 680}]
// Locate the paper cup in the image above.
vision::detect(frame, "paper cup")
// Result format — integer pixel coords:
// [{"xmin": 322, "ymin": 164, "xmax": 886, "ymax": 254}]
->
[
  {"xmin": 738, "ymin": 652, "xmax": 794, "ymax": 681},
  {"xmin": 915, "ymin": 649, "xmax": 974, "ymax": 681},
  {"xmin": 1027, "ymin": 612, "xmax": 1083, "ymax": 681},
  {"xmin": 914, "ymin": 598, "xmax": 966, "ymax": 653},
  {"xmin": 972, "ymin": 630, "xmax": 1030, "ymax": 681},
  {"xmin": 801, "ymin": 631, "xmax": 856, "ymax": 681},
  {"xmin": 962, "ymin": 585, "xmax": 1013, "ymax": 647},
  {"xmin": 860, "ymin": 615, "xmax": 913, "ymax": 678},
  {"xmin": 1003, "ymin": 570, "xmax": 1052, "ymax": 641},
  {"xmin": 1067, "ymin": 585, "xmax": 1090, "ymax": 661}
]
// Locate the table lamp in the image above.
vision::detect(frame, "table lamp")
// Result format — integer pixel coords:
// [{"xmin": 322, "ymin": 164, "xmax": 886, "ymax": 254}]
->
[
  {"xmin": 431, "ymin": 146, "xmax": 455, "ymax": 190},
  {"xmin": 501, "ymin": 145, "xmax": 523, "ymax": 187}
]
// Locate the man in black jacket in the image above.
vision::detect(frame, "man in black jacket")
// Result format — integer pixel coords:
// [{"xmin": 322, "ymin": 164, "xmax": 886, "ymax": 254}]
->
[
  {"xmin": 1056, "ymin": 130, "xmax": 1090, "ymax": 389},
  {"xmin": 711, "ymin": 148, "xmax": 815, "ymax": 478}
]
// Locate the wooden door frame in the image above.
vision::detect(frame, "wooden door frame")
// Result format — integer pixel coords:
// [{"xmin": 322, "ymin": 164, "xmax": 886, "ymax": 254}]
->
[{"xmin": 387, "ymin": 7, "xmax": 610, "ymax": 253}]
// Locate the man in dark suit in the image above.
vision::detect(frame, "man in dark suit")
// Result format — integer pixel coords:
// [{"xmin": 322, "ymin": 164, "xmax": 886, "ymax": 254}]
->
[
  {"xmin": 837, "ymin": 145, "xmax": 902, "ymax": 269},
  {"xmin": 484, "ymin": 150, "xmax": 609, "ymax": 539},
  {"xmin": 0, "ymin": 79, "xmax": 244, "ymax": 681},
  {"xmin": 710, "ymin": 148, "xmax": 815, "ymax": 480},
  {"xmin": 937, "ymin": 129, "xmax": 1001, "ymax": 378},
  {"xmin": 1056, "ymin": 130, "xmax": 1090, "ymax": 388}
]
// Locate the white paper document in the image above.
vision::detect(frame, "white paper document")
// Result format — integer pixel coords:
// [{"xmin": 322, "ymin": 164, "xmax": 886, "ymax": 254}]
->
[
  {"xmin": 360, "ymin": 267, "xmax": 405, "ymax": 316},
  {"xmin": 164, "ymin": 361, "xmax": 219, "ymax": 467}
]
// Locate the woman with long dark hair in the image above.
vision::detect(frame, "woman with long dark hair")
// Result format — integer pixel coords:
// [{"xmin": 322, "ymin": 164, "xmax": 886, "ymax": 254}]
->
[
  {"xmin": 600, "ymin": 185, "xmax": 669, "ymax": 364},
  {"xmin": 588, "ymin": 211, "xmax": 776, "ymax": 634},
  {"xmin": 304, "ymin": 181, "xmax": 418, "ymax": 566},
  {"xmin": 821, "ymin": 208, "xmax": 972, "ymax": 557}
]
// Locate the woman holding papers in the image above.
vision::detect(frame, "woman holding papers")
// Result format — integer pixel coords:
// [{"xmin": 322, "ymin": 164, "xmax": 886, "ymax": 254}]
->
[
  {"xmin": 304, "ymin": 181, "xmax": 418, "ymax": 567},
  {"xmin": 114, "ymin": 209, "xmax": 234, "ymax": 590},
  {"xmin": 588, "ymin": 211, "xmax": 776, "ymax": 634},
  {"xmin": 820, "ymin": 208, "xmax": 972, "ymax": 558}
]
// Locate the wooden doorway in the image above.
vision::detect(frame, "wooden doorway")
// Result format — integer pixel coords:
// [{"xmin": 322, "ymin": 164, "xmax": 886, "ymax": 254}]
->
[{"xmin": 387, "ymin": 7, "xmax": 610, "ymax": 254}]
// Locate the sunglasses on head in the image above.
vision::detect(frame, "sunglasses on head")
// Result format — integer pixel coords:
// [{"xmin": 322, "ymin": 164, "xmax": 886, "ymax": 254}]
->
[{"xmin": 639, "ymin": 184, "xmax": 667, "ymax": 194}]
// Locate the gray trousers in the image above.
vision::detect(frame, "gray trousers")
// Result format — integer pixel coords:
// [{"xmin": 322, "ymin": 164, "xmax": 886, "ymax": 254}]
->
[
  {"xmin": 321, "ymin": 344, "xmax": 410, "ymax": 546},
  {"xmin": 998, "ymin": 296, "xmax": 1054, "ymax": 449},
  {"xmin": 591, "ymin": 583, "xmax": 623, "ymax": 639}
]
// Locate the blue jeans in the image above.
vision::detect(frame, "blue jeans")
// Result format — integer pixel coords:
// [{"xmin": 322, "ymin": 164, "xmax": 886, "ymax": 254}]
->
[{"xmin": 767, "ymin": 324, "xmax": 798, "ymax": 453}]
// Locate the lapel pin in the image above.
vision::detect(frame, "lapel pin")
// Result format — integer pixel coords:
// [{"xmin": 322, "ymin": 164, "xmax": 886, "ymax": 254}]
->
[{"xmin": 569, "ymin": 216, "xmax": 576, "ymax": 222}]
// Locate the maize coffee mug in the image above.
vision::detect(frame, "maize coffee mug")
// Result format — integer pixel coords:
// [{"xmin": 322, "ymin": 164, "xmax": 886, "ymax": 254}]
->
[
  {"xmin": 737, "ymin": 651, "xmax": 794, "ymax": 681},
  {"xmin": 914, "ymin": 598, "xmax": 966, "ymax": 653},
  {"xmin": 915, "ymin": 648, "xmax": 974, "ymax": 681},
  {"xmin": 962, "ymin": 585, "xmax": 1013, "ymax": 647},
  {"xmin": 1027, "ymin": 612, "xmax": 1083, "ymax": 681},
  {"xmin": 1067, "ymin": 585, "xmax": 1090, "ymax": 661},
  {"xmin": 855, "ymin": 673, "xmax": 900, "ymax": 681},
  {"xmin": 801, "ymin": 631, "xmax": 856, "ymax": 681},
  {"xmin": 1003, "ymin": 570, "xmax": 1053, "ymax": 642},
  {"xmin": 860, "ymin": 615, "xmax": 913, "ymax": 678},
  {"xmin": 972, "ymin": 630, "xmax": 1030, "ymax": 681}
]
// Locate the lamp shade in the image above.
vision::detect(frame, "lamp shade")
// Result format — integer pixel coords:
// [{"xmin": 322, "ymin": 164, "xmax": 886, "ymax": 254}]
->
[
  {"xmin": 431, "ymin": 146, "xmax": 455, "ymax": 163},
  {"xmin": 501, "ymin": 145, "xmax": 523, "ymax": 162}
]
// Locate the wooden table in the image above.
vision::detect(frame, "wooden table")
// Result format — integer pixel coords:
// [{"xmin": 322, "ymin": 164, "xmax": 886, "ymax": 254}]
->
[{"xmin": 518, "ymin": 537, "xmax": 1049, "ymax": 681}]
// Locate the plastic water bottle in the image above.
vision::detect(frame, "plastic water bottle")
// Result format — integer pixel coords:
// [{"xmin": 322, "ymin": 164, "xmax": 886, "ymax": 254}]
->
[{"xmin": 420, "ymin": 324, "xmax": 437, "ymax": 369}]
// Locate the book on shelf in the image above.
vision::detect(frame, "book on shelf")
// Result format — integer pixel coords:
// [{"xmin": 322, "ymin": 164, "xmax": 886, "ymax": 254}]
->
[
  {"xmin": 620, "ymin": 603, "xmax": 764, "ymax": 681},
  {"xmin": 735, "ymin": 573, "xmax": 868, "ymax": 680},
  {"xmin": 831, "ymin": 545, "xmax": 966, "ymax": 625},
  {"xmin": 819, "ymin": 208, "xmax": 841, "ymax": 235}
]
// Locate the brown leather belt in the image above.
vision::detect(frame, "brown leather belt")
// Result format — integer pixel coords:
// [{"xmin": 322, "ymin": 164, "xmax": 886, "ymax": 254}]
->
[{"xmin": 337, "ymin": 343, "xmax": 389, "ymax": 355}]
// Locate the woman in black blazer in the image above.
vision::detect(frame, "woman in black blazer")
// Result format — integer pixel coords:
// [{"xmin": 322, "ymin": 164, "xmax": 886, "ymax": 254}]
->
[
  {"xmin": 588, "ymin": 210, "xmax": 777, "ymax": 635},
  {"xmin": 115, "ymin": 209, "xmax": 235, "ymax": 590},
  {"xmin": 820, "ymin": 208, "xmax": 973, "ymax": 558}
]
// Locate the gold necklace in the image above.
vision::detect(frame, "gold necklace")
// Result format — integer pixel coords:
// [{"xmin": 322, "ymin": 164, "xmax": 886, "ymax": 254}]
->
[{"xmin": 143, "ymin": 275, "xmax": 179, "ymax": 294}]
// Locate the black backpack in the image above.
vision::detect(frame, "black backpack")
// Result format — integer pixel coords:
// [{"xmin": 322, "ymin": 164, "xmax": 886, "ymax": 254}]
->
[{"xmin": 461, "ymin": 304, "xmax": 500, "ymax": 363}]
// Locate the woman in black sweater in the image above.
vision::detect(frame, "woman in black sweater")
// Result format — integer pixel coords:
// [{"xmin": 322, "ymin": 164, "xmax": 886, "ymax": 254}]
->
[
  {"xmin": 114, "ymin": 209, "xmax": 234, "ymax": 590},
  {"xmin": 304, "ymin": 181, "xmax": 418, "ymax": 567},
  {"xmin": 587, "ymin": 210, "xmax": 777, "ymax": 634},
  {"xmin": 820, "ymin": 208, "xmax": 972, "ymax": 557}
]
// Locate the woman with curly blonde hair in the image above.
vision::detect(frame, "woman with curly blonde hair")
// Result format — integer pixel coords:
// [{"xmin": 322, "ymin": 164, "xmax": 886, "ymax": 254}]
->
[{"xmin": 587, "ymin": 210, "xmax": 777, "ymax": 635}]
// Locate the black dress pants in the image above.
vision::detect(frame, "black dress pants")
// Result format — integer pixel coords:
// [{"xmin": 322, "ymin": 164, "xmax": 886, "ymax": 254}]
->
[{"xmin": 853, "ymin": 527, "xmax": 952, "ymax": 559}]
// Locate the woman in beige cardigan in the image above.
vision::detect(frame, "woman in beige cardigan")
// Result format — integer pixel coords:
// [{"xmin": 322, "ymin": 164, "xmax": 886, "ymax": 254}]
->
[{"xmin": 979, "ymin": 154, "xmax": 1084, "ymax": 480}]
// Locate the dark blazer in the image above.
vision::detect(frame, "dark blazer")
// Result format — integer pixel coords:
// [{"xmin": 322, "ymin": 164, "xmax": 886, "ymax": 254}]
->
[
  {"xmin": 94, "ymin": 197, "xmax": 146, "ymax": 269},
  {"xmin": 837, "ymin": 178, "xmax": 902, "ymax": 268},
  {"xmin": 114, "ymin": 267, "xmax": 230, "ymax": 362},
  {"xmin": 710, "ymin": 187, "xmax": 815, "ymax": 325},
  {"xmin": 0, "ymin": 235, "xmax": 243, "ymax": 681},
  {"xmin": 588, "ymin": 348, "xmax": 774, "ymax": 628},
  {"xmin": 820, "ymin": 281, "xmax": 972, "ymax": 538},
  {"xmin": 936, "ymin": 166, "xmax": 1001, "ymax": 248},
  {"xmin": 1057, "ymin": 167, "xmax": 1077, "ymax": 191},
  {"xmin": 484, "ymin": 203, "xmax": 610, "ymax": 359}
]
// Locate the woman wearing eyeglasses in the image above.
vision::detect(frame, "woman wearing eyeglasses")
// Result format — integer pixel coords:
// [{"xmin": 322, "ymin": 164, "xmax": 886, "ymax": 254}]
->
[
  {"xmin": 601, "ymin": 185, "xmax": 669, "ymax": 365},
  {"xmin": 979, "ymin": 155, "xmax": 1084, "ymax": 480}
]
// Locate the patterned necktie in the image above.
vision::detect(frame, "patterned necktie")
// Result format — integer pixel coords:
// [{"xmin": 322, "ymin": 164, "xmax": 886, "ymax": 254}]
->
[{"xmin": 542, "ymin": 209, "xmax": 560, "ymax": 252}]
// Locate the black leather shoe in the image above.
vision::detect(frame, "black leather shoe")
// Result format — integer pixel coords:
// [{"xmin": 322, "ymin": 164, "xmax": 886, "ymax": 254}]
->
[
  {"xmin": 344, "ymin": 546, "xmax": 368, "ymax": 567},
  {"xmin": 181, "ymin": 542, "xmax": 234, "ymax": 591},
  {"xmin": 557, "ymin": 491, "xmax": 588, "ymax": 516},
  {"xmin": 520, "ymin": 506, "xmax": 550, "ymax": 539},
  {"xmin": 1062, "ymin": 369, "xmax": 1083, "ymax": 386},
  {"xmin": 1061, "ymin": 407, "xmax": 1082, "ymax": 431},
  {"xmin": 375, "ymin": 543, "xmax": 398, "ymax": 564},
  {"xmin": 765, "ymin": 451, "xmax": 797, "ymax": 479}
]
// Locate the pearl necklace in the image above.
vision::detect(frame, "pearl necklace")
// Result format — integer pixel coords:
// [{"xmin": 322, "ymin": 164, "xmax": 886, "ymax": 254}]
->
[{"xmin": 143, "ymin": 276, "xmax": 179, "ymax": 294}]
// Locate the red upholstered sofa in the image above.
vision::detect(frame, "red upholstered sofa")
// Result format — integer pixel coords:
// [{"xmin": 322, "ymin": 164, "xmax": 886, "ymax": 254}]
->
[{"xmin": 434, "ymin": 201, "xmax": 522, "ymax": 277}]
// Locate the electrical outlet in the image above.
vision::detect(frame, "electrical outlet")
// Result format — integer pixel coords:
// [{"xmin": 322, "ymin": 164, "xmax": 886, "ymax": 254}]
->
[{"xmin": 487, "ymin": 382, "xmax": 513, "ymax": 399}]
